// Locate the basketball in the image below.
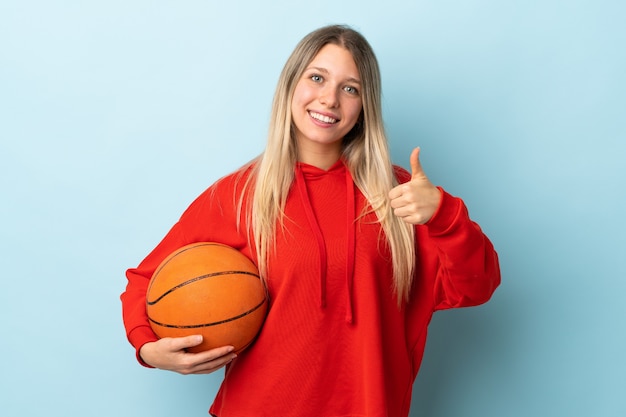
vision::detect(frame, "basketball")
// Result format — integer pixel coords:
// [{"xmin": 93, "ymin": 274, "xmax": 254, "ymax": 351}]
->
[{"xmin": 146, "ymin": 242, "xmax": 268, "ymax": 353}]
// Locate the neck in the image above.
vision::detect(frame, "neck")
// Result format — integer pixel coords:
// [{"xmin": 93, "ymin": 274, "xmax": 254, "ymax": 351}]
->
[{"xmin": 296, "ymin": 142, "xmax": 342, "ymax": 171}]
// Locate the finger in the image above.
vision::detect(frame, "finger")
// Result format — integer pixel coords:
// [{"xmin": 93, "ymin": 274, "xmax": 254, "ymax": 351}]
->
[
  {"xmin": 188, "ymin": 348, "xmax": 238, "ymax": 374},
  {"xmin": 169, "ymin": 334, "xmax": 204, "ymax": 351},
  {"xmin": 195, "ymin": 345, "xmax": 236, "ymax": 361},
  {"xmin": 182, "ymin": 353, "xmax": 236, "ymax": 375},
  {"xmin": 388, "ymin": 183, "xmax": 405, "ymax": 200},
  {"xmin": 410, "ymin": 147, "xmax": 423, "ymax": 178},
  {"xmin": 192, "ymin": 357, "xmax": 235, "ymax": 374}
]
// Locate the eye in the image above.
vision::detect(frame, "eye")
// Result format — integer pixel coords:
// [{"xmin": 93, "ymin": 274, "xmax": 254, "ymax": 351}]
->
[
  {"xmin": 310, "ymin": 74, "xmax": 323, "ymax": 83},
  {"xmin": 343, "ymin": 85, "xmax": 359, "ymax": 95}
]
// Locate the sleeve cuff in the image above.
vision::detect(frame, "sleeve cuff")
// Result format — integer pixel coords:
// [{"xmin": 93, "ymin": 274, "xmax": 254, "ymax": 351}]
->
[
  {"xmin": 128, "ymin": 326, "xmax": 159, "ymax": 368},
  {"xmin": 424, "ymin": 187, "xmax": 463, "ymax": 236}
]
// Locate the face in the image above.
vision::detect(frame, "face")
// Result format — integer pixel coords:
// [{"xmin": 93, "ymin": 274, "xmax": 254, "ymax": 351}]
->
[{"xmin": 291, "ymin": 43, "xmax": 363, "ymax": 160}]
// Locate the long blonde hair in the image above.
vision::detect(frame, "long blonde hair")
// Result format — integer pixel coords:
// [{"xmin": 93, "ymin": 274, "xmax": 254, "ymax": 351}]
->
[{"xmin": 244, "ymin": 25, "xmax": 415, "ymax": 304}]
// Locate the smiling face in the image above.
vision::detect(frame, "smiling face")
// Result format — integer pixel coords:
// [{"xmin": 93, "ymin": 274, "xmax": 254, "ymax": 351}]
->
[{"xmin": 291, "ymin": 43, "xmax": 363, "ymax": 168}]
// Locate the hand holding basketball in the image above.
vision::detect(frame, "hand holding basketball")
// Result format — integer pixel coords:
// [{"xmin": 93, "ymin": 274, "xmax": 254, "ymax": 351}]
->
[
  {"xmin": 139, "ymin": 335, "xmax": 237, "ymax": 375},
  {"xmin": 389, "ymin": 147, "xmax": 442, "ymax": 225}
]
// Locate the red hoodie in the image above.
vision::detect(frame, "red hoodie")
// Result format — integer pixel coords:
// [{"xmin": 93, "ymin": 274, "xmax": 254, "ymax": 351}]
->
[{"xmin": 121, "ymin": 160, "xmax": 500, "ymax": 417}]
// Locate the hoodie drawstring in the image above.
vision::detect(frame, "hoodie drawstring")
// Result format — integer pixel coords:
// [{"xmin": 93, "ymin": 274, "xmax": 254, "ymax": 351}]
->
[
  {"xmin": 295, "ymin": 167, "xmax": 328, "ymax": 308},
  {"xmin": 295, "ymin": 163, "xmax": 356, "ymax": 324},
  {"xmin": 344, "ymin": 169, "xmax": 356, "ymax": 323}
]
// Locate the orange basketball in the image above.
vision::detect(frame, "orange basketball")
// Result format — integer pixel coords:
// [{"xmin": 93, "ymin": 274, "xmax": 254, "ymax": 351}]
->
[{"xmin": 146, "ymin": 242, "xmax": 268, "ymax": 353}]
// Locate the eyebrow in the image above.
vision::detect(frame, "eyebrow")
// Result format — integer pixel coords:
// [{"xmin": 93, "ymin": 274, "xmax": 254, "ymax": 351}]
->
[{"xmin": 306, "ymin": 66, "xmax": 361, "ymax": 84}]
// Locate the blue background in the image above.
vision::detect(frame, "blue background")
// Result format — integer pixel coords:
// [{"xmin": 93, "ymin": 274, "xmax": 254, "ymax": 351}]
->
[{"xmin": 1, "ymin": 1, "xmax": 624, "ymax": 416}]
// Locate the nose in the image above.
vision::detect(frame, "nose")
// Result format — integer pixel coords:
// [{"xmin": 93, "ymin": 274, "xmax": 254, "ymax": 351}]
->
[{"xmin": 319, "ymin": 85, "xmax": 339, "ymax": 108}]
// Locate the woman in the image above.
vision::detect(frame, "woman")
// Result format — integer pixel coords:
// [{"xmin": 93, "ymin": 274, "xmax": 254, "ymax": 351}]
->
[{"xmin": 121, "ymin": 24, "xmax": 500, "ymax": 417}]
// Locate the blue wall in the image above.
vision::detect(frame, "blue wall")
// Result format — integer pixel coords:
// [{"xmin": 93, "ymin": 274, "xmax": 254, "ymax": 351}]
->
[{"xmin": 1, "ymin": 1, "xmax": 624, "ymax": 416}]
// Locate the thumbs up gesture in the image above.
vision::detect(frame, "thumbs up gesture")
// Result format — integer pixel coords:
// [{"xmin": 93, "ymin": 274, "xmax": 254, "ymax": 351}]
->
[{"xmin": 388, "ymin": 147, "xmax": 442, "ymax": 225}]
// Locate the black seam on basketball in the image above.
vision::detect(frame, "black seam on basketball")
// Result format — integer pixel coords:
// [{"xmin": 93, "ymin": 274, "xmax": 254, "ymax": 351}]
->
[
  {"xmin": 146, "ymin": 270, "xmax": 260, "ymax": 305},
  {"xmin": 147, "ymin": 243, "xmax": 242, "ymax": 294},
  {"xmin": 148, "ymin": 298, "xmax": 267, "ymax": 328}
]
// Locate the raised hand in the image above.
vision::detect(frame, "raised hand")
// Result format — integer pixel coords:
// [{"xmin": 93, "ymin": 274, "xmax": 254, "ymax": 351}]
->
[{"xmin": 388, "ymin": 147, "xmax": 442, "ymax": 225}]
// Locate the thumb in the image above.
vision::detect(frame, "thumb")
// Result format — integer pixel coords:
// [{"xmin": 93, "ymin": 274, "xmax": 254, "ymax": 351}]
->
[{"xmin": 410, "ymin": 147, "xmax": 424, "ymax": 178}]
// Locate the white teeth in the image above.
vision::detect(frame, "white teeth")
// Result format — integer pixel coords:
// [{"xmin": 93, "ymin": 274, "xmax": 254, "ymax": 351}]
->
[{"xmin": 309, "ymin": 111, "xmax": 337, "ymax": 124}]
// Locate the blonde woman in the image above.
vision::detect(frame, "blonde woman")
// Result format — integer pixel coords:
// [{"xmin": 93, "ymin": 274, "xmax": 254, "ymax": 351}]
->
[{"xmin": 122, "ymin": 24, "xmax": 500, "ymax": 417}]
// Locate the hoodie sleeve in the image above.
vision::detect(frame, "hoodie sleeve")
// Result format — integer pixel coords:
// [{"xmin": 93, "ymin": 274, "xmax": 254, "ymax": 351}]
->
[{"xmin": 422, "ymin": 188, "xmax": 501, "ymax": 310}]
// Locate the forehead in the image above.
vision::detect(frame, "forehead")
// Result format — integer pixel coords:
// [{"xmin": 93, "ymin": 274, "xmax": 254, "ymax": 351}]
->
[{"xmin": 306, "ymin": 44, "xmax": 360, "ymax": 79}]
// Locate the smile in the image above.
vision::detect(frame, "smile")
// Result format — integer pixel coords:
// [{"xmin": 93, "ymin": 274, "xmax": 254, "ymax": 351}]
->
[{"xmin": 309, "ymin": 111, "xmax": 338, "ymax": 124}]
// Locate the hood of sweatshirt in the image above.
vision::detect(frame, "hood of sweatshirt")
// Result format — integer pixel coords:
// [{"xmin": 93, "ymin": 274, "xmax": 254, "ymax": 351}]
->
[{"xmin": 294, "ymin": 159, "xmax": 356, "ymax": 324}]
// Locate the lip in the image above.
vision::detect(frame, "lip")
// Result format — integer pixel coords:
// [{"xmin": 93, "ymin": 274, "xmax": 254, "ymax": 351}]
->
[{"xmin": 308, "ymin": 110, "xmax": 340, "ymax": 126}]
